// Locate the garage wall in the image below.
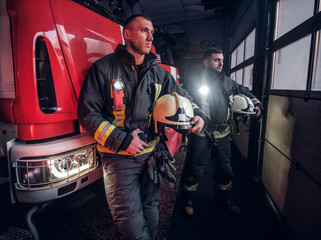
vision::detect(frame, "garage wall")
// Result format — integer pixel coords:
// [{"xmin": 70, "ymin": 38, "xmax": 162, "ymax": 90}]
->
[
  {"xmin": 262, "ymin": 95, "xmax": 321, "ymax": 239},
  {"xmin": 175, "ymin": 17, "xmax": 225, "ymax": 83}
]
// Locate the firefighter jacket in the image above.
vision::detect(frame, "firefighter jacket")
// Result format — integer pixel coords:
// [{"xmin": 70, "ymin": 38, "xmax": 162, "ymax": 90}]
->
[
  {"xmin": 184, "ymin": 67, "xmax": 263, "ymax": 139},
  {"xmin": 78, "ymin": 44, "xmax": 205, "ymax": 156}
]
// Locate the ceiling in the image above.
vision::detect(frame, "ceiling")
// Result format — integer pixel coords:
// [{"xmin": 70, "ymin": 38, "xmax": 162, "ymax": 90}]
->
[
  {"xmin": 133, "ymin": 0, "xmax": 236, "ymax": 63},
  {"xmin": 138, "ymin": 0, "xmax": 235, "ymax": 26},
  {"xmin": 77, "ymin": 0, "xmax": 236, "ymax": 63}
]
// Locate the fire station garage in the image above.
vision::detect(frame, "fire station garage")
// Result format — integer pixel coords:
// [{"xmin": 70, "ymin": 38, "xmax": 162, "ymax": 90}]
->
[{"xmin": 1, "ymin": 0, "xmax": 321, "ymax": 240}]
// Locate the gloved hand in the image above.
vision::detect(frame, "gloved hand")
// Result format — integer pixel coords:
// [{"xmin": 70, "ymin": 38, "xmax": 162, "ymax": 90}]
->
[
  {"xmin": 148, "ymin": 155, "xmax": 163, "ymax": 184},
  {"xmin": 147, "ymin": 143, "xmax": 177, "ymax": 184},
  {"xmin": 154, "ymin": 144, "xmax": 176, "ymax": 183}
]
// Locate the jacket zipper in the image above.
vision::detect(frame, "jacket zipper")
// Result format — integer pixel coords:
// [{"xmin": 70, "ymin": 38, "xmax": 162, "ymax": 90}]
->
[{"xmin": 131, "ymin": 64, "xmax": 155, "ymax": 126}]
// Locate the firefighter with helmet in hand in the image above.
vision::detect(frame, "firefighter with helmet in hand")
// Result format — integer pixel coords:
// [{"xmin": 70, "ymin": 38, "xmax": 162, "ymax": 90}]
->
[
  {"xmin": 77, "ymin": 14, "xmax": 207, "ymax": 240},
  {"xmin": 180, "ymin": 47, "xmax": 263, "ymax": 216}
]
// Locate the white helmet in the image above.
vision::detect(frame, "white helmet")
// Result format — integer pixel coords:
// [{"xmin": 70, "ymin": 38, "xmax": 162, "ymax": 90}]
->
[
  {"xmin": 153, "ymin": 92, "xmax": 194, "ymax": 134},
  {"xmin": 231, "ymin": 94, "xmax": 255, "ymax": 116}
]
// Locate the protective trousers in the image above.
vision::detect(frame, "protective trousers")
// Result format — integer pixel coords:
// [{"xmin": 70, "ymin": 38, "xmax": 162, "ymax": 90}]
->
[
  {"xmin": 102, "ymin": 153, "xmax": 160, "ymax": 240},
  {"xmin": 181, "ymin": 133, "xmax": 233, "ymax": 203}
]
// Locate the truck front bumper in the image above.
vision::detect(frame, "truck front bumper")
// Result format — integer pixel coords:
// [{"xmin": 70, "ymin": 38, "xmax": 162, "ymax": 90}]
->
[{"xmin": 7, "ymin": 133, "xmax": 103, "ymax": 203}]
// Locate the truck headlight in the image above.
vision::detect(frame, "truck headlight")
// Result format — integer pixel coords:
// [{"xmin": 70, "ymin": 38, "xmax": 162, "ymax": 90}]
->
[
  {"xmin": 15, "ymin": 146, "xmax": 98, "ymax": 189},
  {"xmin": 22, "ymin": 165, "xmax": 44, "ymax": 185},
  {"xmin": 50, "ymin": 149, "xmax": 94, "ymax": 179}
]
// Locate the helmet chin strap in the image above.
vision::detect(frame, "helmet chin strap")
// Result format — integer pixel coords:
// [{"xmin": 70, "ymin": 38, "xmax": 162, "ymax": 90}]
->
[
  {"xmin": 157, "ymin": 127, "xmax": 175, "ymax": 163},
  {"xmin": 233, "ymin": 114, "xmax": 250, "ymax": 135},
  {"xmin": 159, "ymin": 127, "xmax": 169, "ymax": 141}
]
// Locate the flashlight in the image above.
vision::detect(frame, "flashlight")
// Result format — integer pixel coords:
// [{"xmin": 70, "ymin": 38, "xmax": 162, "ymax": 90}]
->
[
  {"xmin": 199, "ymin": 86, "xmax": 209, "ymax": 95},
  {"xmin": 199, "ymin": 86, "xmax": 209, "ymax": 104},
  {"xmin": 112, "ymin": 79, "xmax": 125, "ymax": 110}
]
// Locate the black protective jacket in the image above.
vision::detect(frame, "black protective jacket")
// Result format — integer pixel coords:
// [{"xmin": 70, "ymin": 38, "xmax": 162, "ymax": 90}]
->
[
  {"xmin": 184, "ymin": 67, "xmax": 263, "ymax": 138},
  {"xmin": 78, "ymin": 44, "xmax": 205, "ymax": 155}
]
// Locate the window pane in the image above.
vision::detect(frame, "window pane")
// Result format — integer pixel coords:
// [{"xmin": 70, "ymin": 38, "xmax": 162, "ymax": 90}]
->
[
  {"xmin": 272, "ymin": 35, "xmax": 311, "ymax": 90},
  {"xmin": 230, "ymin": 71, "xmax": 235, "ymax": 81},
  {"xmin": 231, "ymin": 50, "xmax": 237, "ymax": 68},
  {"xmin": 244, "ymin": 64, "xmax": 253, "ymax": 90},
  {"xmin": 235, "ymin": 69, "xmax": 243, "ymax": 85},
  {"xmin": 312, "ymin": 32, "xmax": 321, "ymax": 91},
  {"xmin": 275, "ymin": 0, "xmax": 314, "ymax": 39},
  {"xmin": 245, "ymin": 29, "xmax": 255, "ymax": 61},
  {"xmin": 236, "ymin": 41, "xmax": 244, "ymax": 65}
]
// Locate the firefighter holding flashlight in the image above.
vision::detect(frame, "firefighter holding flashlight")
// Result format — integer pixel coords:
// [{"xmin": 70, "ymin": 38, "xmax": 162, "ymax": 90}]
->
[
  {"xmin": 77, "ymin": 15, "xmax": 207, "ymax": 240},
  {"xmin": 180, "ymin": 47, "xmax": 263, "ymax": 216}
]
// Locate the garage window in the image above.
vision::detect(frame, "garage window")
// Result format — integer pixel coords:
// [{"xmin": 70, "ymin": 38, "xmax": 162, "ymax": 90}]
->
[
  {"xmin": 274, "ymin": 0, "xmax": 314, "ymax": 39},
  {"xmin": 245, "ymin": 29, "xmax": 255, "ymax": 61},
  {"xmin": 272, "ymin": 35, "xmax": 311, "ymax": 90},
  {"xmin": 312, "ymin": 31, "xmax": 321, "ymax": 91},
  {"xmin": 270, "ymin": 0, "xmax": 321, "ymax": 97},
  {"xmin": 230, "ymin": 28, "xmax": 255, "ymax": 90}
]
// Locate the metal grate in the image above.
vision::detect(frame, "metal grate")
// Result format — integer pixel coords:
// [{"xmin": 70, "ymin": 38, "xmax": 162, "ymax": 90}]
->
[
  {"xmin": 0, "ymin": 227, "xmax": 32, "ymax": 240},
  {"xmin": 14, "ymin": 146, "xmax": 98, "ymax": 190}
]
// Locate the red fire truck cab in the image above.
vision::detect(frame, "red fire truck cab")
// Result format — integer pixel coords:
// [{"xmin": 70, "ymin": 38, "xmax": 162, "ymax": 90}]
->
[{"xmin": 0, "ymin": 0, "xmax": 181, "ymax": 204}]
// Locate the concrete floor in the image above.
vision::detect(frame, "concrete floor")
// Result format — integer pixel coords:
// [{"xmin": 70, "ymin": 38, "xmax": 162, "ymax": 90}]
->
[
  {"xmin": 167, "ymin": 142, "xmax": 295, "ymax": 240},
  {"xmin": 0, "ymin": 142, "xmax": 295, "ymax": 240}
]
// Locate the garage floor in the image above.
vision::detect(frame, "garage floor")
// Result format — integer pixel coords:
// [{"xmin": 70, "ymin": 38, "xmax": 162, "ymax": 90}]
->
[
  {"xmin": 0, "ymin": 142, "xmax": 294, "ymax": 240},
  {"xmin": 167, "ymin": 143, "xmax": 295, "ymax": 240}
]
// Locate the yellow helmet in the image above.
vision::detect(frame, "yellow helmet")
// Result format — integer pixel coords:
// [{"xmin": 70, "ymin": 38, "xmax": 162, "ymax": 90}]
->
[{"xmin": 153, "ymin": 92, "xmax": 194, "ymax": 134}]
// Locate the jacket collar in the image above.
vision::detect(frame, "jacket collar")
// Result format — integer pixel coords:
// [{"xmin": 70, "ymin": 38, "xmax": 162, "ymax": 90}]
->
[
  {"xmin": 114, "ymin": 44, "xmax": 157, "ymax": 67},
  {"xmin": 203, "ymin": 66, "xmax": 225, "ymax": 80}
]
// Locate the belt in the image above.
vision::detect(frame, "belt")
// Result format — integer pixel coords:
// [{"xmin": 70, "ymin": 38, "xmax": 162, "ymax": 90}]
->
[{"xmin": 208, "ymin": 123, "xmax": 229, "ymax": 132}]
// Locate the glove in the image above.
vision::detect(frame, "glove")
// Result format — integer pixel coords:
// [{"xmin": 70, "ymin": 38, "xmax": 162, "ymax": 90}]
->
[
  {"xmin": 155, "ymin": 144, "xmax": 176, "ymax": 183},
  {"xmin": 148, "ymin": 155, "xmax": 163, "ymax": 184}
]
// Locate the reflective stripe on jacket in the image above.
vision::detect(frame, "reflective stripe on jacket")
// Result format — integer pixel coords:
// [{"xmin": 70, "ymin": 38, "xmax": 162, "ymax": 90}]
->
[{"xmin": 78, "ymin": 44, "xmax": 204, "ymax": 155}]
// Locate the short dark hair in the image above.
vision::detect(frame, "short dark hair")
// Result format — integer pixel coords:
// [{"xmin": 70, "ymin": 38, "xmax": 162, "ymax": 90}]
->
[
  {"xmin": 202, "ymin": 47, "xmax": 224, "ymax": 60},
  {"xmin": 123, "ymin": 14, "xmax": 152, "ymax": 30}
]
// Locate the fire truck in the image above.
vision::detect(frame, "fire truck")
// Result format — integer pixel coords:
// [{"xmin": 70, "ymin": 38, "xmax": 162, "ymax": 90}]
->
[{"xmin": 0, "ymin": 0, "xmax": 181, "ymax": 206}]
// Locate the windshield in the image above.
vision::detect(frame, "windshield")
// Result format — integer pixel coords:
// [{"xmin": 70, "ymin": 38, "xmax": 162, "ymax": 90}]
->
[{"xmin": 73, "ymin": 0, "xmax": 130, "ymax": 25}]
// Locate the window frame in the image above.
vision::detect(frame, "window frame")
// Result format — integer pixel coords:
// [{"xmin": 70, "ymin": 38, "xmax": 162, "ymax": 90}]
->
[
  {"xmin": 230, "ymin": 27, "xmax": 256, "ymax": 90},
  {"xmin": 268, "ymin": 0, "xmax": 321, "ymax": 100}
]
